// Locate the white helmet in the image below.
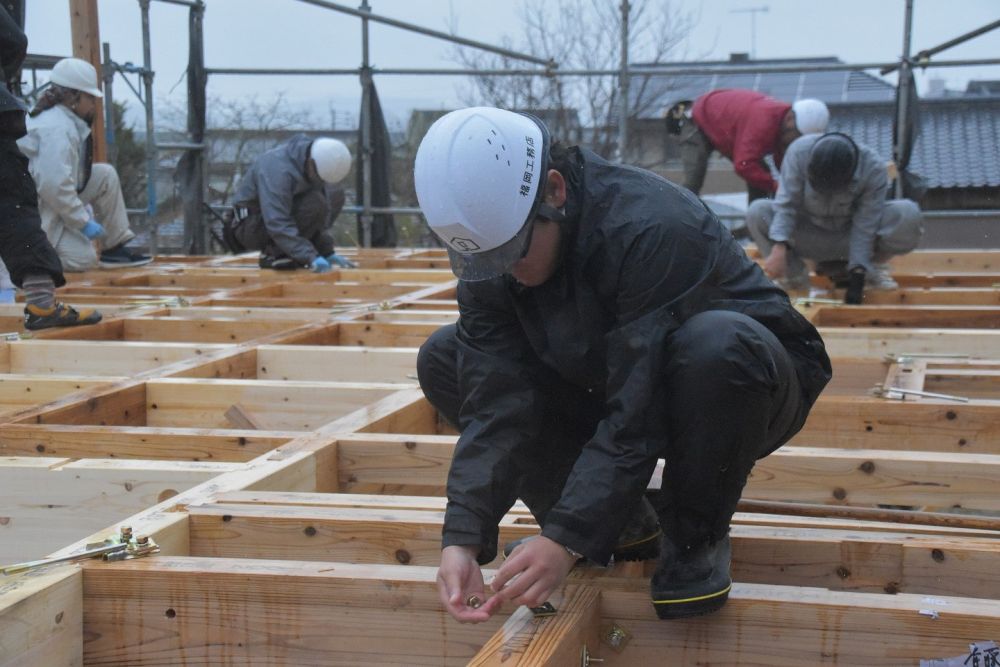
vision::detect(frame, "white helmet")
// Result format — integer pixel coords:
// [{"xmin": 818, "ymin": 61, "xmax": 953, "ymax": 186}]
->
[
  {"xmin": 792, "ymin": 98, "xmax": 829, "ymax": 135},
  {"xmin": 311, "ymin": 138, "xmax": 351, "ymax": 183},
  {"xmin": 50, "ymin": 58, "xmax": 103, "ymax": 98},
  {"xmin": 414, "ymin": 107, "xmax": 553, "ymax": 281}
]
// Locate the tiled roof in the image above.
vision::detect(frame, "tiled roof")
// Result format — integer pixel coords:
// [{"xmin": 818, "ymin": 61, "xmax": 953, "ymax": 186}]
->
[
  {"xmin": 628, "ymin": 56, "xmax": 1000, "ymax": 189},
  {"xmin": 630, "ymin": 57, "xmax": 897, "ymax": 116},
  {"xmin": 829, "ymin": 98, "xmax": 1000, "ymax": 189}
]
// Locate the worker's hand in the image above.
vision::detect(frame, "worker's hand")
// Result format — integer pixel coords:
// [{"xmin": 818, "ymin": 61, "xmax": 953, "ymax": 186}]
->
[
  {"xmin": 326, "ymin": 253, "xmax": 357, "ymax": 268},
  {"xmin": 81, "ymin": 219, "xmax": 105, "ymax": 240},
  {"xmin": 309, "ymin": 256, "xmax": 332, "ymax": 273},
  {"xmin": 763, "ymin": 243, "xmax": 787, "ymax": 279},
  {"xmin": 438, "ymin": 545, "xmax": 502, "ymax": 623},
  {"xmin": 490, "ymin": 535, "xmax": 578, "ymax": 609}
]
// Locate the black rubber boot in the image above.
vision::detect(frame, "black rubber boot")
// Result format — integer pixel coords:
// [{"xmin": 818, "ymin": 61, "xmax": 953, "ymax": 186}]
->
[
  {"xmin": 650, "ymin": 533, "xmax": 732, "ymax": 619},
  {"xmin": 503, "ymin": 496, "xmax": 661, "ymax": 562}
]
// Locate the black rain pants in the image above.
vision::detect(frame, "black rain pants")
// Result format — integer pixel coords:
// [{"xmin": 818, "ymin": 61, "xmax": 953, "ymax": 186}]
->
[{"xmin": 417, "ymin": 309, "xmax": 813, "ymax": 549}]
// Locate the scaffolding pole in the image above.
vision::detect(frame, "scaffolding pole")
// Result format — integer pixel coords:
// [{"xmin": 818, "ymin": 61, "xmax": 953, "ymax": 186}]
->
[
  {"xmin": 894, "ymin": 0, "xmax": 914, "ymax": 199},
  {"xmin": 358, "ymin": 0, "xmax": 373, "ymax": 248},
  {"xmin": 616, "ymin": 0, "xmax": 629, "ymax": 163},
  {"xmin": 138, "ymin": 0, "xmax": 158, "ymax": 255},
  {"xmin": 183, "ymin": 1, "xmax": 207, "ymax": 253}
]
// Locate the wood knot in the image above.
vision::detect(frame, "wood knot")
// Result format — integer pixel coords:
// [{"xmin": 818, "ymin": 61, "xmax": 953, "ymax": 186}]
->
[
  {"xmin": 395, "ymin": 549, "xmax": 411, "ymax": 564},
  {"xmin": 304, "ymin": 526, "xmax": 317, "ymax": 537},
  {"xmin": 832, "ymin": 487, "xmax": 847, "ymax": 501},
  {"xmin": 859, "ymin": 461, "xmax": 875, "ymax": 474},
  {"xmin": 931, "ymin": 549, "xmax": 945, "ymax": 563}
]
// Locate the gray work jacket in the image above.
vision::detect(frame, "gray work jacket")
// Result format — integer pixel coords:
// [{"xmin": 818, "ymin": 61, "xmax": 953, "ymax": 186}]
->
[
  {"xmin": 769, "ymin": 134, "xmax": 888, "ymax": 271},
  {"xmin": 233, "ymin": 133, "xmax": 325, "ymax": 264}
]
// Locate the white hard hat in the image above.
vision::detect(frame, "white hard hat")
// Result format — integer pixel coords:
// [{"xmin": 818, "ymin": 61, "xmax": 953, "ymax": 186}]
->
[
  {"xmin": 792, "ymin": 98, "xmax": 829, "ymax": 135},
  {"xmin": 50, "ymin": 58, "xmax": 103, "ymax": 98},
  {"xmin": 311, "ymin": 138, "xmax": 351, "ymax": 183},
  {"xmin": 414, "ymin": 107, "xmax": 552, "ymax": 281}
]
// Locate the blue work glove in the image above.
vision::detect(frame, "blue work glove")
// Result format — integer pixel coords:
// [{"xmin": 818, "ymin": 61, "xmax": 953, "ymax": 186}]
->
[
  {"xmin": 81, "ymin": 219, "xmax": 105, "ymax": 239},
  {"xmin": 326, "ymin": 253, "xmax": 357, "ymax": 268},
  {"xmin": 310, "ymin": 256, "xmax": 332, "ymax": 273}
]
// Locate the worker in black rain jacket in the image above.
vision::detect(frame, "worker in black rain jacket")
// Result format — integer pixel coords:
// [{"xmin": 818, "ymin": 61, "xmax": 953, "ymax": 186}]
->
[
  {"xmin": 228, "ymin": 134, "xmax": 356, "ymax": 272},
  {"xmin": 0, "ymin": 6, "xmax": 102, "ymax": 330},
  {"xmin": 413, "ymin": 107, "xmax": 832, "ymax": 622}
]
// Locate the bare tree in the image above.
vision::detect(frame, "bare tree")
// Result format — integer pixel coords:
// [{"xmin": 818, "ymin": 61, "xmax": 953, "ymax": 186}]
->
[
  {"xmin": 161, "ymin": 92, "xmax": 317, "ymax": 204},
  {"xmin": 450, "ymin": 0, "xmax": 697, "ymax": 161}
]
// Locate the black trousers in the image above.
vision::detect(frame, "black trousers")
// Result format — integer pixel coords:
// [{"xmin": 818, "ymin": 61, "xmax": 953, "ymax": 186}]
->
[
  {"xmin": 0, "ymin": 137, "xmax": 65, "ymax": 288},
  {"xmin": 417, "ymin": 310, "xmax": 812, "ymax": 548}
]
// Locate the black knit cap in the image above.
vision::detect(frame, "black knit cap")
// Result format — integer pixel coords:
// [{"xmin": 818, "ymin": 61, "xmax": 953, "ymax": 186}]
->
[{"xmin": 807, "ymin": 132, "xmax": 859, "ymax": 193}]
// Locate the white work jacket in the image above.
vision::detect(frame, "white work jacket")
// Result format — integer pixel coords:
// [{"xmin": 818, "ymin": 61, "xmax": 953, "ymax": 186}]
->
[{"xmin": 16, "ymin": 104, "xmax": 92, "ymax": 244}]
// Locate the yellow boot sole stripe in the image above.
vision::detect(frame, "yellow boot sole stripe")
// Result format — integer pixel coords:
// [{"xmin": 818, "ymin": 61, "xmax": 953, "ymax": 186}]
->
[{"xmin": 652, "ymin": 583, "xmax": 732, "ymax": 605}]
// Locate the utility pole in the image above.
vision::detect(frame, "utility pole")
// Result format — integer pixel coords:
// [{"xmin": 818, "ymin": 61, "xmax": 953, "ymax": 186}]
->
[
  {"xmin": 68, "ymin": 0, "xmax": 107, "ymax": 162},
  {"xmin": 730, "ymin": 6, "xmax": 769, "ymax": 59}
]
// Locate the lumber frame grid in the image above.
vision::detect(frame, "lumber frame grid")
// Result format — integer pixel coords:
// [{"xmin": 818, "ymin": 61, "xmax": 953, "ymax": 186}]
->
[{"xmin": 1, "ymin": 248, "xmax": 999, "ymax": 666}]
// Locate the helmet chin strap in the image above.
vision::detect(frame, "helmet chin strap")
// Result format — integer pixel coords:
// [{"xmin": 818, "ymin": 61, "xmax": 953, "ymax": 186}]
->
[{"xmin": 536, "ymin": 202, "xmax": 566, "ymax": 224}]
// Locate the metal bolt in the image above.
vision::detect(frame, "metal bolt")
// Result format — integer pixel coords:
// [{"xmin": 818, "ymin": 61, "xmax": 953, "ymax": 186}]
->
[
  {"xmin": 606, "ymin": 627, "xmax": 626, "ymax": 648},
  {"xmin": 136, "ymin": 535, "xmax": 149, "ymax": 545},
  {"xmin": 120, "ymin": 526, "xmax": 133, "ymax": 541},
  {"xmin": 465, "ymin": 594, "xmax": 482, "ymax": 609}
]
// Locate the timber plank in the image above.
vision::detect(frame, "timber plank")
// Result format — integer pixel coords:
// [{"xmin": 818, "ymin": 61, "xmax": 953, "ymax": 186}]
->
[
  {"xmin": 80, "ymin": 558, "xmax": 1000, "ymax": 667},
  {"xmin": 0, "ymin": 568, "xmax": 81, "ymax": 667},
  {"xmin": 813, "ymin": 305, "xmax": 1000, "ymax": 329},
  {"xmin": 468, "ymin": 585, "xmax": 602, "ymax": 666}
]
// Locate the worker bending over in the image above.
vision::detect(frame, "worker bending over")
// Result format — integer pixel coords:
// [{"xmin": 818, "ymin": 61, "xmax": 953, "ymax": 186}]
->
[
  {"xmin": 747, "ymin": 132, "xmax": 924, "ymax": 301},
  {"xmin": 413, "ymin": 107, "xmax": 832, "ymax": 622},
  {"xmin": 228, "ymin": 134, "xmax": 356, "ymax": 272},
  {"xmin": 674, "ymin": 89, "xmax": 829, "ymax": 202},
  {"xmin": 18, "ymin": 58, "xmax": 151, "ymax": 270}
]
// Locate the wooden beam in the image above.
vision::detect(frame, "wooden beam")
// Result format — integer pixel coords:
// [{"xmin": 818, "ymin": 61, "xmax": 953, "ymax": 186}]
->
[
  {"xmin": 82, "ymin": 558, "xmax": 502, "ymax": 666},
  {"xmin": 256, "ymin": 345, "xmax": 417, "ymax": 383},
  {"xmin": 6, "ymin": 341, "xmax": 232, "ymax": 375},
  {"xmin": 0, "ymin": 424, "xmax": 294, "ymax": 461},
  {"xmin": 820, "ymin": 327, "xmax": 1000, "ymax": 358},
  {"xmin": 0, "ymin": 568, "xmax": 82, "ymax": 667},
  {"xmin": 185, "ymin": 496, "xmax": 1000, "ymax": 599},
  {"xmin": 813, "ymin": 305, "xmax": 1000, "ymax": 329},
  {"xmin": 0, "ymin": 457, "xmax": 237, "ymax": 562},
  {"xmin": 469, "ymin": 585, "xmax": 602, "ymax": 666},
  {"xmin": 795, "ymin": 395, "xmax": 1000, "ymax": 453},
  {"xmin": 68, "ymin": 0, "xmax": 105, "ymax": 163},
  {"xmin": 79, "ymin": 558, "xmax": 1000, "ymax": 666},
  {"xmin": 145, "ymin": 379, "xmax": 410, "ymax": 430}
]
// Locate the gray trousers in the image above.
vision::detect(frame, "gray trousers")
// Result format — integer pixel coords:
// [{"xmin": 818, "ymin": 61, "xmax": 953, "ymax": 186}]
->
[{"xmin": 746, "ymin": 199, "xmax": 923, "ymax": 273}]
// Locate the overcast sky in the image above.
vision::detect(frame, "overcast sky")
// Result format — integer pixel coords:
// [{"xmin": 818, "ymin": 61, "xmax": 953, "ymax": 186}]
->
[{"xmin": 23, "ymin": 0, "xmax": 1000, "ymax": 130}]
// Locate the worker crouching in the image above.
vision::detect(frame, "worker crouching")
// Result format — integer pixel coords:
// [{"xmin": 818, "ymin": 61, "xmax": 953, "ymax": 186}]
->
[{"xmin": 412, "ymin": 107, "xmax": 832, "ymax": 622}]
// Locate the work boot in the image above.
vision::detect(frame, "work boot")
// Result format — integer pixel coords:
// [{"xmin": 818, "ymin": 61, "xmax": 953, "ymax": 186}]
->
[
  {"xmin": 24, "ymin": 302, "xmax": 103, "ymax": 331},
  {"xmin": 650, "ymin": 533, "xmax": 732, "ymax": 620},
  {"xmin": 258, "ymin": 253, "xmax": 299, "ymax": 270},
  {"xmin": 865, "ymin": 263, "xmax": 899, "ymax": 290},
  {"xmin": 503, "ymin": 496, "xmax": 661, "ymax": 562},
  {"xmin": 99, "ymin": 244, "xmax": 153, "ymax": 269}
]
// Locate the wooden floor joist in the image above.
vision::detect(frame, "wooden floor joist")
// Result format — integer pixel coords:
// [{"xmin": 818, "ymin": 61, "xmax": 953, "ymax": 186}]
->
[{"xmin": 2, "ymin": 248, "xmax": 1000, "ymax": 666}]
